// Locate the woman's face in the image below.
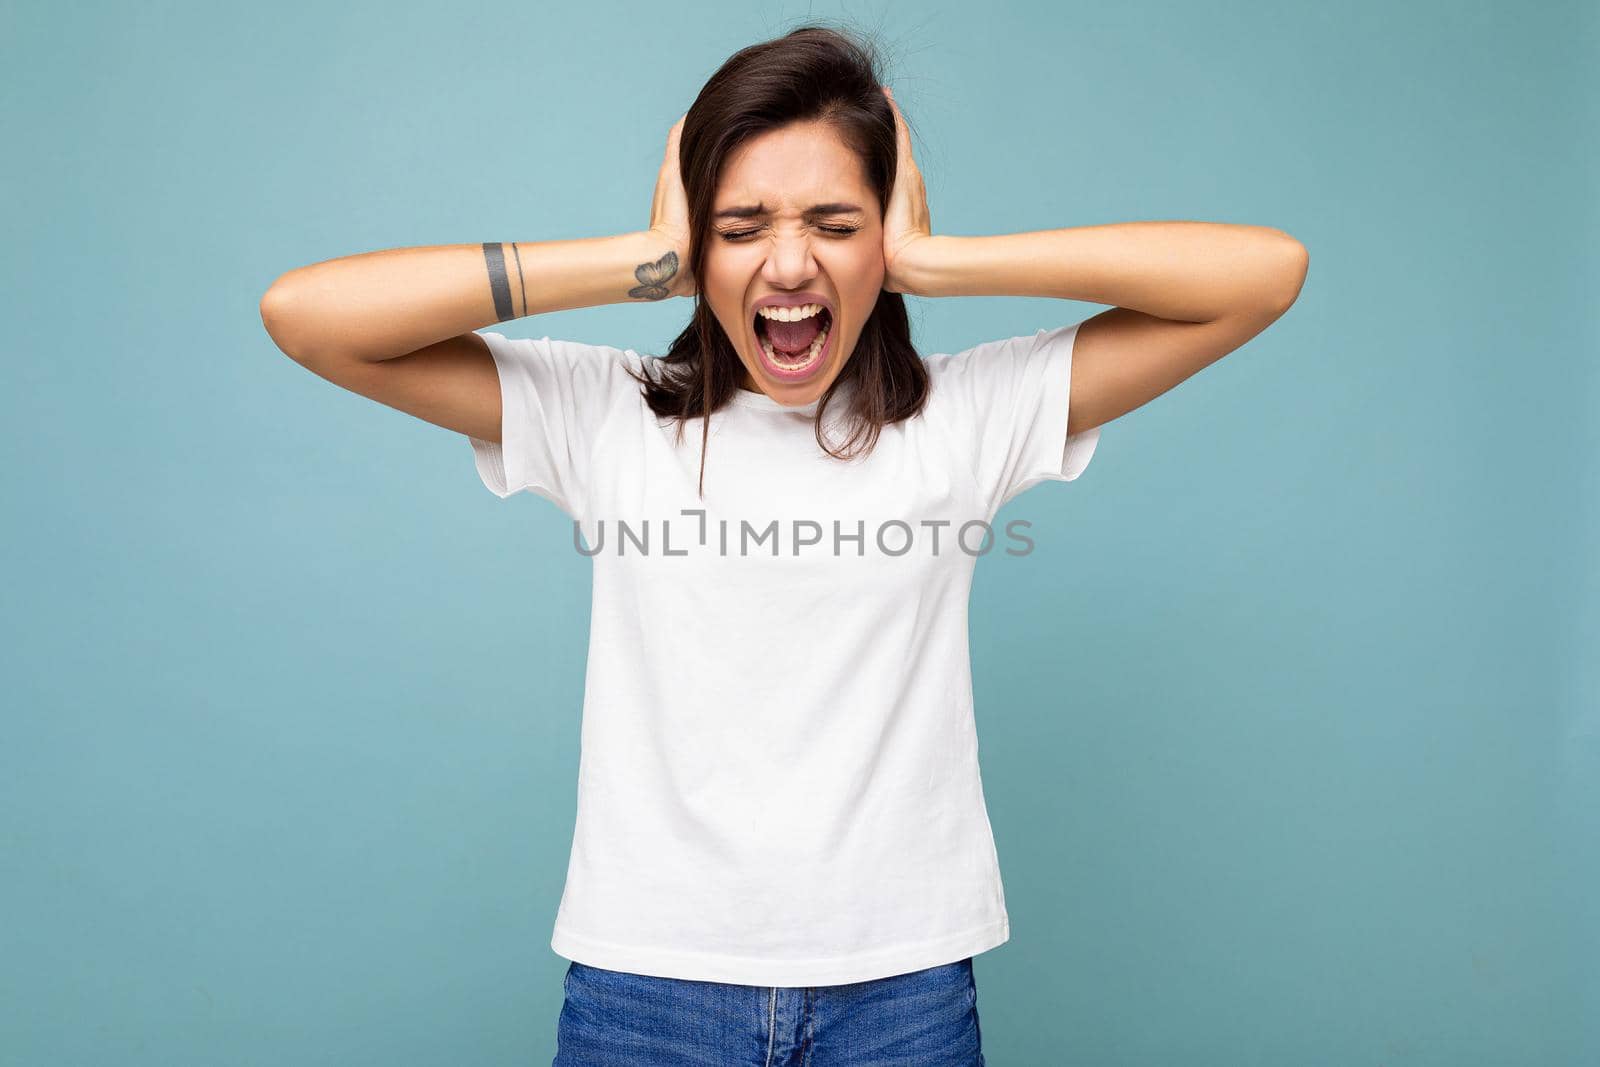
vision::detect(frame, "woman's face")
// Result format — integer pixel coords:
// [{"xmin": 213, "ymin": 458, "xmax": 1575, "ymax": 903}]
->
[{"xmin": 703, "ymin": 119, "xmax": 885, "ymax": 406}]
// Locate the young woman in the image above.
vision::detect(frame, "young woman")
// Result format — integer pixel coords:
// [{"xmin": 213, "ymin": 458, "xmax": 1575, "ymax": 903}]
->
[{"xmin": 260, "ymin": 24, "xmax": 1307, "ymax": 1067}]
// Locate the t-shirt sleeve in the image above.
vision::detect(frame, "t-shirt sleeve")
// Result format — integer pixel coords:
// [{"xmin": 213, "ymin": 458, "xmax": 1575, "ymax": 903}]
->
[
  {"xmin": 926, "ymin": 319, "xmax": 1101, "ymax": 518},
  {"xmin": 466, "ymin": 330, "xmax": 639, "ymax": 519}
]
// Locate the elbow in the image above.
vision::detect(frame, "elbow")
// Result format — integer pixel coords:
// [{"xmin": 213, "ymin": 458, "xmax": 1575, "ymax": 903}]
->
[
  {"xmin": 1260, "ymin": 231, "xmax": 1309, "ymax": 316},
  {"xmin": 258, "ymin": 283, "xmax": 287, "ymax": 338},
  {"xmin": 259, "ymin": 276, "xmax": 312, "ymax": 363}
]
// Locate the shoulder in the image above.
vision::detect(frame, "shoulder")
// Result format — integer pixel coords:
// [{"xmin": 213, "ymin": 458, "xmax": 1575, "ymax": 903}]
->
[
  {"xmin": 923, "ymin": 324, "xmax": 1080, "ymax": 400},
  {"xmin": 479, "ymin": 331, "xmax": 652, "ymax": 396},
  {"xmin": 920, "ymin": 330, "xmax": 1037, "ymax": 409}
]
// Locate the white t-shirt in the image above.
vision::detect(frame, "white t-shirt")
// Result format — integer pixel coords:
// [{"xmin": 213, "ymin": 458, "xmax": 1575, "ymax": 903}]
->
[{"xmin": 468, "ymin": 319, "xmax": 1100, "ymax": 986}]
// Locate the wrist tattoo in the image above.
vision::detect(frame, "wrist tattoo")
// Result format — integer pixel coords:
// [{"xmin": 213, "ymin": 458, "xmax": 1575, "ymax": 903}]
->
[
  {"xmin": 629, "ymin": 250, "xmax": 679, "ymax": 301},
  {"xmin": 482, "ymin": 242, "xmax": 528, "ymax": 322}
]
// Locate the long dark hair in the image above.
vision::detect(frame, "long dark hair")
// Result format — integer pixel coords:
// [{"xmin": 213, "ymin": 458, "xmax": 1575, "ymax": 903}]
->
[{"xmin": 626, "ymin": 23, "xmax": 932, "ymax": 497}]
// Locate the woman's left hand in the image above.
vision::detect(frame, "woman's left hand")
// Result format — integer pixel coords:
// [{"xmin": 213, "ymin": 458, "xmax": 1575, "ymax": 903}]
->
[{"xmin": 880, "ymin": 87, "xmax": 933, "ymax": 295}]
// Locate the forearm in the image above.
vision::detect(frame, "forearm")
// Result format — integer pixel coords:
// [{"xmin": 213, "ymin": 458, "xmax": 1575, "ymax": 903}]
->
[
  {"xmin": 259, "ymin": 231, "xmax": 683, "ymax": 363},
  {"xmin": 902, "ymin": 222, "xmax": 1306, "ymax": 323}
]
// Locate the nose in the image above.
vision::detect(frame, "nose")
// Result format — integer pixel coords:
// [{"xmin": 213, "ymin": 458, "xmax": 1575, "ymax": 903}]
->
[{"xmin": 759, "ymin": 231, "xmax": 820, "ymax": 290}]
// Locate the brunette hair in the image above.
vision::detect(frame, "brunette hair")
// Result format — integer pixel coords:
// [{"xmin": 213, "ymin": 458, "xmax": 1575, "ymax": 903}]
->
[{"xmin": 626, "ymin": 23, "xmax": 932, "ymax": 497}]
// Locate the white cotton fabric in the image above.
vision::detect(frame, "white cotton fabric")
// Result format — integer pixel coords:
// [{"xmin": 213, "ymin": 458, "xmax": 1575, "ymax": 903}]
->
[{"xmin": 468, "ymin": 320, "xmax": 1100, "ymax": 986}]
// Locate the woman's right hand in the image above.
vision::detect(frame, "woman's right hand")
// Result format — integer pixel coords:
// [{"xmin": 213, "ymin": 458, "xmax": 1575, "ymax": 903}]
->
[{"xmin": 647, "ymin": 114, "xmax": 697, "ymax": 299}]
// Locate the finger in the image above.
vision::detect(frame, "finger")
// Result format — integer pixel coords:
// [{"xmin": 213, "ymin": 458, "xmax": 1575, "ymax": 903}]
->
[{"xmin": 883, "ymin": 90, "xmax": 910, "ymax": 146}]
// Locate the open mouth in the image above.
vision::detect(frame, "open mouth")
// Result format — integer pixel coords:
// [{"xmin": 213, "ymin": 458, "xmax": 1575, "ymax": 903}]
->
[{"xmin": 752, "ymin": 305, "xmax": 833, "ymax": 379}]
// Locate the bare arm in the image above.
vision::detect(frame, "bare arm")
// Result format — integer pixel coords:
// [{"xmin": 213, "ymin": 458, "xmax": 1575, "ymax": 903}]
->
[
  {"xmin": 901, "ymin": 222, "xmax": 1304, "ymax": 320},
  {"xmin": 254, "ymin": 232, "xmax": 687, "ymax": 446},
  {"xmin": 874, "ymin": 95, "xmax": 1307, "ymax": 440},
  {"xmin": 896, "ymin": 223, "xmax": 1309, "ymax": 436},
  {"xmin": 258, "ymin": 233, "xmax": 688, "ymax": 365},
  {"xmin": 258, "ymin": 119, "xmax": 696, "ymax": 452}
]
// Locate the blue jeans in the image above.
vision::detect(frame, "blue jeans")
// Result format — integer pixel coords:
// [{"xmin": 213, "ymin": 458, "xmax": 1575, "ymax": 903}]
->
[{"xmin": 552, "ymin": 957, "xmax": 985, "ymax": 1066}]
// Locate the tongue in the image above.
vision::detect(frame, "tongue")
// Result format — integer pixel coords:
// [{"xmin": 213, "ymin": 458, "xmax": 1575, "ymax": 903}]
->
[{"xmin": 763, "ymin": 312, "xmax": 823, "ymax": 355}]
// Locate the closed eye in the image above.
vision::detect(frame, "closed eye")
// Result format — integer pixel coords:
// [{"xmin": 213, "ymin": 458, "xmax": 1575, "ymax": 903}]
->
[{"xmin": 718, "ymin": 225, "xmax": 860, "ymax": 242}]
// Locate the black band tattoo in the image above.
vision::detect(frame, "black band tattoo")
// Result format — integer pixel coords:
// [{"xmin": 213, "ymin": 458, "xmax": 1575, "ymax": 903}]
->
[
  {"xmin": 629, "ymin": 250, "xmax": 679, "ymax": 301},
  {"xmin": 482, "ymin": 242, "xmax": 515, "ymax": 322},
  {"xmin": 480, "ymin": 241, "xmax": 531, "ymax": 321}
]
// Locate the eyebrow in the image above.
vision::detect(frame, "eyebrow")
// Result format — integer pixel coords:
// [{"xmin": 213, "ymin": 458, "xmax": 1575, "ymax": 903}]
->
[{"xmin": 713, "ymin": 202, "xmax": 866, "ymax": 220}]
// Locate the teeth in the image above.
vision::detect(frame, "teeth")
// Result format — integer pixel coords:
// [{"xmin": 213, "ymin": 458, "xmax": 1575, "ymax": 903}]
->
[
  {"xmin": 756, "ymin": 303, "xmax": 824, "ymax": 322},
  {"xmin": 760, "ymin": 323, "xmax": 830, "ymax": 369}
]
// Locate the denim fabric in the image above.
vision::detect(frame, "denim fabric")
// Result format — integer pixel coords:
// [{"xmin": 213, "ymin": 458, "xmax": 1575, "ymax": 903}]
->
[{"xmin": 552, "ymin": 956, "xmax": 985, "ymax": 1066}]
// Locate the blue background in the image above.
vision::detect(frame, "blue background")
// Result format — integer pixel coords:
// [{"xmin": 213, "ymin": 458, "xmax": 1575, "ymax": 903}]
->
[{"xmin": 4, "ymin": 1, "xmax": 1594, "ymax": 1063}]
